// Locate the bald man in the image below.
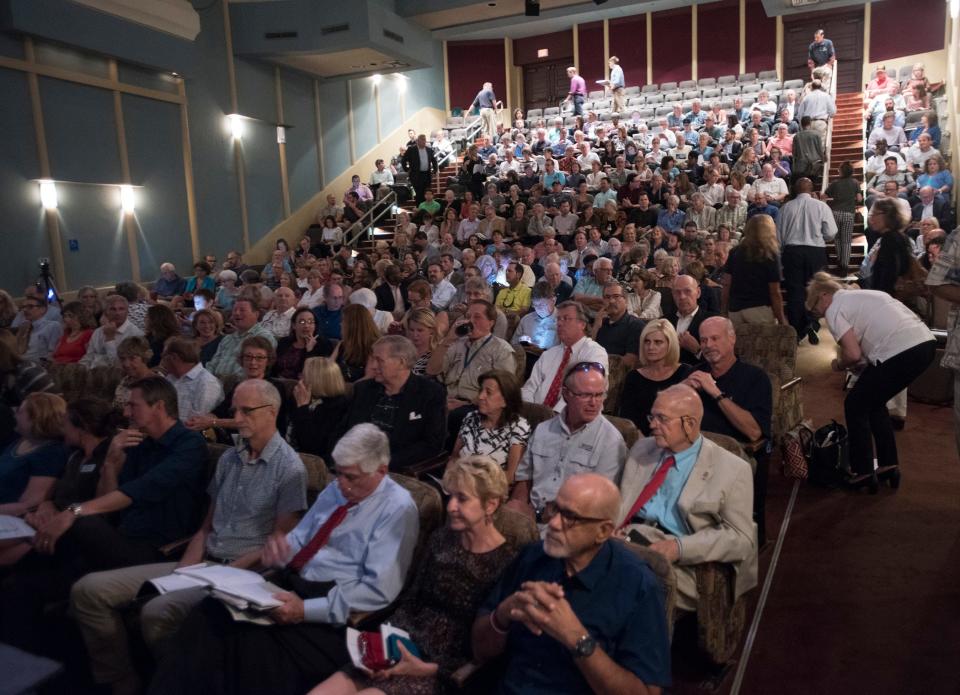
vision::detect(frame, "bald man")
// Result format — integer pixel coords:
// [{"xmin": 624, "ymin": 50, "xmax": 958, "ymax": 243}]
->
[
  {"xmin": 667, "ymin": 275, "xmax": 718, "ymax": 364},
  {"xmin": 475, "ymin": 474, "xmax": 671, "ymax": 694},
  {"xmin": 617, "ymin": 384, "xmax": 758, "ymax": 612}
]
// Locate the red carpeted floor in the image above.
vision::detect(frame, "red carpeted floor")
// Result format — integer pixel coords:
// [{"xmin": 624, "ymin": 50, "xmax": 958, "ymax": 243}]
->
[{"xmin": 674, "ymin": 332, "xmax": 960, "ymax": 695}]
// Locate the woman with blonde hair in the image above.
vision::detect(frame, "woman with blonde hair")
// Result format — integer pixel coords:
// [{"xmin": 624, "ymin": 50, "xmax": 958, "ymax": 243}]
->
[
  {"xmin": 190, "ymin": 308, "xmax": 224, "ymax": 365},
  {"xmin": 333, "ymin": 303, "xmax": 380, "ymax": 382},
  {"xmin": 404, "ymin": 308, "xmax": 439, "ymax": 375},
  {"xmin": 721, "ymin": 214, "xmax": 786, "ymax": 326},
  {"xmin": 0, "ymin": 291, "xmax": 16, "ymax": 329},
  {"xmin": 113, "ymin": 336, "xmax": 156, "ymax": 409},
  {"xmin": 290, "ymin": 357, "xmax": 348, "ymax": 459},
  {"xmin": 308, "ymin": 455, "xmax": 517, "ymax": 695},
  {"xmin": 806, "ymin": 272, "xmax": 935, "ymax": 491},
  {"xmin": 618, "ymin": 319, "xmax": 692, "ymax": 435},
  {"xmin": 0, "ymin": 392, "xmax": 67, "ymax": 517}
]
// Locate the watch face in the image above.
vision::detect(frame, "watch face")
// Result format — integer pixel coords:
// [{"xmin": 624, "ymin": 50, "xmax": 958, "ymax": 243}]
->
[{"xmin": 576, "ymin": 635, "xmax": 597, "ymax": 657}]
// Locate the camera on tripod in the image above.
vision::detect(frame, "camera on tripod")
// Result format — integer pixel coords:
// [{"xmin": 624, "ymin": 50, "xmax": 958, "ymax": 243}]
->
[{"xmin": 36, "ymin": 257, "xmax": 61, "ymax": 306}]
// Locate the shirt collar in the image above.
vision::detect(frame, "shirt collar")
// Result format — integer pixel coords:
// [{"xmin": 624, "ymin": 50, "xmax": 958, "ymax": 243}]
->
[
  {"xmin": 565, "ymin": 540, "xmax": 613, "ymax": 591},
  {"xmin": 183, "ymin": 362, "xmax": 205, "ymax": 380},
  {"xmin": 238, "ymin": 430, "xmax": 283, "ymax": 465}
]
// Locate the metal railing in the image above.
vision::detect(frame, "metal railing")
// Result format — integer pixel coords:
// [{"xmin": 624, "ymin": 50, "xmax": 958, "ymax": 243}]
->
[
  {"xmin": 343, "ymin": 189, "xmax": 398, "ymax": 248},
  {"xmin": 439, "ymin": 115, "xmax": 484, "ymax": 169},
  {"xmin": 820, "ymin": 59, "xmax": 839, "ymax": 194}
]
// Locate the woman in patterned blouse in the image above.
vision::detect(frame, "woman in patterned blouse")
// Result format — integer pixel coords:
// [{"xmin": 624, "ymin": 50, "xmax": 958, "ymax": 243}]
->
[{"xmin": 452, "ymin": 370, "xmax": 530, "ymax": 485}]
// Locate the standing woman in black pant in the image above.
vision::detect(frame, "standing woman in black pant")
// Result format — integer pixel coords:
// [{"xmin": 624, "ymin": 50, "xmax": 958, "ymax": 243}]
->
[{"xmin": 806, "ymin": 273, "xmax": 936, "ymax": 492}]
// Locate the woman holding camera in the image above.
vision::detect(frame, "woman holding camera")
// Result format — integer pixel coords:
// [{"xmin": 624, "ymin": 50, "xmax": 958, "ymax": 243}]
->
[{"xmin": 806, "ymin": 273, "xmax": 936, "ymax": 492}]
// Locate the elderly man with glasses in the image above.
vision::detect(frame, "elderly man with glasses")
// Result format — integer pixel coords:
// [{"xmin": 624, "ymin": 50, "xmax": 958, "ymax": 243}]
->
[
  {"xmin": 617, "ymin": 383, "xmax": 758, "ymax": 613},
  {"xmin": 509, "ymin": 361, "xmax": 625, "ymax": 528},
  {"xmin": 475, "ymin": 473, "xmax": 671, "ymax": 694}
]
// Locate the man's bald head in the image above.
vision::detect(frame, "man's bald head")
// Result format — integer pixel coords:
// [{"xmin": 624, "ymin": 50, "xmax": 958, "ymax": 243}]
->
[
  {"xmin": 561, "ymin": 474, "xmax": 621, "ymax": 524},
  {"xmin": 700, "ymin": 315, "xmax": 736, "ymax": 339},
  {"xmin": 657, "ymin": 384, "xmax": 704, "ymax": 423},
  {"xmin": 673, "ymin": 274, "xmax": 698, "ymax": 293},
  {"xmin": 794, "ymin": 177, "xmax": 813, "ymax": 194}
]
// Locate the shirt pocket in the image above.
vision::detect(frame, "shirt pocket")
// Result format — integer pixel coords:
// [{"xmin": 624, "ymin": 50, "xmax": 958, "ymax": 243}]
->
[
  {"xmin": 690, "ymin": 497, "xmax": 723, "ymax": 524},
  {"xmin": 566, "ymin": 445, "xmax": 599, "ymax": 472}
]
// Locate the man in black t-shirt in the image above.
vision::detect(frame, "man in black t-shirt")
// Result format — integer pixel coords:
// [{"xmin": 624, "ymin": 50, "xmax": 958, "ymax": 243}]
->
[{"xmin": 593, "ymin": 281, "xmax": 645, "ymax": 369}]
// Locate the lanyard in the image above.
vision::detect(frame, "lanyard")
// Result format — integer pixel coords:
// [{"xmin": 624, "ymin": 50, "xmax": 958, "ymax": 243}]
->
[{"xmin": 463, "ymin": 335, "xmax": 493, "ymax": 372}]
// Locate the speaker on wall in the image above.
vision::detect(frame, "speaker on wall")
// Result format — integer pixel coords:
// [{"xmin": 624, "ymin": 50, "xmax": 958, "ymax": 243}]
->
[{"xmin": 525, "ymin": 0, "xmax": 540, "ymax": 17}]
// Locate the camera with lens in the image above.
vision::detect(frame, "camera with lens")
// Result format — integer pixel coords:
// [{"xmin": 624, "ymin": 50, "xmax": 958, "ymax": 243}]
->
[{"xmin": 455, "ymin": 322, "xmax": 473, "ymax": 337}]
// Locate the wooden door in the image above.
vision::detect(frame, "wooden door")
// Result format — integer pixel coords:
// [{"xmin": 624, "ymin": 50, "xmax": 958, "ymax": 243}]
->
[
  {"xmin": 783, "ymin": 9, "xmax": 864, "ymax": 94},
  {"xmin": 523, "ymin": 59, "xmax": 571, "ymax": 113}
]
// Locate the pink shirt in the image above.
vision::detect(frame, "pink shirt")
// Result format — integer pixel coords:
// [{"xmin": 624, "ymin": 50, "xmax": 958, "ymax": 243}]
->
[
  {"xmin": 569, "ymin": 75, "xmax": 587, "ymax": 97},
  {"xmin": 865, "ymin": 76, "xmax": 899, "ymax": 101}
]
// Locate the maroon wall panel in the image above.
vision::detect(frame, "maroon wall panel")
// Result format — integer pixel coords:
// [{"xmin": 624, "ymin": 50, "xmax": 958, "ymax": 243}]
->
[
  {"xmin": 447, "ymin": 40, "xmax": 506, "ymax": 112},
  {"xmin": 651, "ymin": 7, "xmax": 692, "ymax": 84},
  {"xmin": 609, "ymin": 15, "xmax": 647, "ymax": 88},
  {"xmin": 577, "ymin": 21, "xmax": 605, "ymax": 88},
  {"xmin": 870, "ymin": 0, "xmax": 945, "ymax": 62},
  {"xmin": 697, "ymin": 0, "xmax": 741, "ymax": 80},
  {"xmin": 744, "ymin": 0, "xmax": 776, "ymax": 74},
  {"xmin": 513, "ymin": 30, "xmax": 574, "ymax": 66}
]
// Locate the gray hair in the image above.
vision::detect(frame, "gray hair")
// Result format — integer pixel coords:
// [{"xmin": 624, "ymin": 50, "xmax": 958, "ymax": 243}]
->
[
  {"xmin": 236, "ymin": 378, "xmax": 282, "ymax": 411},
  {"xmin": 556, "ymin": 300, "xmax": 588, "ymax": 324},
  {"xmin": 374, "ymin": 335, "xmax": 418, "ymax": 369},
  {"xmin": 464, "ymin": 277, "xmax": 491, "ymax": 298},
  {"xmin": 160, "ymin": 262, "xmax": 176, "ymax": 273},
  {"xmin": 333, "ymin": 423, "xmax": 390, "ymax": 473},
  {"xmin": 349, "ymin": 287, "xmax": 377, "ymax": 312}
]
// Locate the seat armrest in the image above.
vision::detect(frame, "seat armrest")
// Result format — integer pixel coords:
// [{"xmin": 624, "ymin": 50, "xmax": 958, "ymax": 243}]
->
[
  {"xmin": 743, "ymin": 439, "xmax": 766, "ymax": 455},
  {"xmin": 780, "ymin": 376, "xmax": 802, "ymax": 391},
  {"xmin": 451, "ymin": 661, "xmax": 480, "ymax": 688}
]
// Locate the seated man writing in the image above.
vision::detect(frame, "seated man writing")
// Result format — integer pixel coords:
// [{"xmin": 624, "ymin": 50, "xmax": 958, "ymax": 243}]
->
[
  {"xmin": 617, "ymin": 384, "xmax": 758, "ymax": 613},
  {"xmin": 71, "ymin": 379, "xmax": 307, "ymax": 695},
  {"xmin": 148, "ymin": 424, "xmax": 420, "ymax": 695},
  {"xmin": 474, "ymin": 473, "xmax": 671, "ymax": 694}
]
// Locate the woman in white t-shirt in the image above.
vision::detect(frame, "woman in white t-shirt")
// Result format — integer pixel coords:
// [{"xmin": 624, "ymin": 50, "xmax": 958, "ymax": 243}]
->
[{"xmin": 806, "ymin": 273, "xmax": 936, "ymax": 492}]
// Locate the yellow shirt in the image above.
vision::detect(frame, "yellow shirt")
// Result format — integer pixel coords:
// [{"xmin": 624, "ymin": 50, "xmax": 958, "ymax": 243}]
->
[{"xmin": 495, "ymin": 282, "xmax": 532, "ymax": 313}]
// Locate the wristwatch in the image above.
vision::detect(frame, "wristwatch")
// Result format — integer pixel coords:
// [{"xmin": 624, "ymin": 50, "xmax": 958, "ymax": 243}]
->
[
  {"xmin": 714, "ymin": 391, "xmax": 731, "ymax": 403},
  {"xmin": 67, "ymin": 503, "xmax": 83, "ymax": 517},
  {"xmin": 573, "ymin": 633, "xmax": 596, "ymax": 658}
]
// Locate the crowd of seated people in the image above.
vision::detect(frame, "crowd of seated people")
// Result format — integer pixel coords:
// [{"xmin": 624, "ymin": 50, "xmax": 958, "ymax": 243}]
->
[{"xmin": 2, "ymin": 55, "xmax": 951, "ymax": 692}]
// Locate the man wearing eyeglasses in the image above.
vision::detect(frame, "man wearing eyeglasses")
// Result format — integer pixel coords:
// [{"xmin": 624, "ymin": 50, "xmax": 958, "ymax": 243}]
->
[
  {"xmin": 70, "ymin": 379, "xmax": 306, "ymax": 694},
  {"xmin": 16, "ymin": 295, "xmax": 62, "ymax": 362},
  {"xmin": 617, "ymin": 384, "xmax": 757, "ymax": 612},
  {"xmin": 510, "ymin": 361, "xmax": 625, "ymax": 526},
  {"xmin": 207, "ymin": 297, "xmax": 277, "ymax": 379},
  {"xmin": 475, "ymin": 474, "xmax": 671, "ymax": 694},
  {"xmin": 592, "ymin": 281, "xmax": 645, "ymax": 369}
]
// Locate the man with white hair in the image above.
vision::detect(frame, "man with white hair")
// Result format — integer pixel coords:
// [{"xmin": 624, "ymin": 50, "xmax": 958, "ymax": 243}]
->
[
  {"xmin": 261, "ymin": 286, "xmax": 297, "ymax": 338},
  {"xmin": 348, "ymin": 287, "xmax": 393, "ymax": 334},
  {"xmin": 150, "ymin": 423, "xmax": 419, "ymax": 694},
  {"xmin": 154, "ymin": 262, "xmax": 184, "ymax": 300},
  {"xmin": 71, "ymin": 379, "xmax": 305, "ymax": 694},
  {"xmin": 79, "ymin": 294, "xmax": 144, "ymax": 368},
  {"xmin": 617, "ymin": 384, "xmax": 757, "ymax": 612},
  {"xmin": 475, "ymin": 473, "xmax": 670, "ymax": 694}
]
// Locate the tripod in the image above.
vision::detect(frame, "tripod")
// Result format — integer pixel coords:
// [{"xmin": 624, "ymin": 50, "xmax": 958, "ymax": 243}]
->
[{"xmin": 36, "ymin": 258, "xmax": 62, "ymax": 309}]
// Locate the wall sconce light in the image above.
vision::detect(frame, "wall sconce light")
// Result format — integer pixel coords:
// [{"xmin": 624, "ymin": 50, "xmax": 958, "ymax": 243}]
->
[
  {"xmin": 39, "ymin": 180, "xmax": 58, "ymax": 209},
  {"xmin": 276, "ymin": 126, "xmax": 286, "ymax": 144},
  {"xmin": 951, "ymin": 0, "xmax": 959, "ymax": 19},
  {"xmin": 396, "ymin": 75, "xmax": 408, "ymax": 93},
  {"xmin": 372, "ymin": 73, "xmax": 382, "ymax": 85},
  {"xmin": 120, "ymin": 185, "xmax": 135, "ymax": 213},
  {"xmin": 227, "ymin": 113, "xmax": 245, "ymax": 139}
]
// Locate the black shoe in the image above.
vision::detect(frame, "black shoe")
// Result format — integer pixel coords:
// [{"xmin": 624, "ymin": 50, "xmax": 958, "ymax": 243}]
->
[
  {"xmin": 890, "ymin": 416, "xmax": 906, "ymax": 431},
  {"xmin": 844, "ymin": 472, "xmax": 879, "ymax": 494},
  {"xmin": 877, "ymin": 465, "xmax": 901, "ymax": 489},
  {"xmin": 806, "ymin": 325, "xmax": 820, "ymax": 345}
]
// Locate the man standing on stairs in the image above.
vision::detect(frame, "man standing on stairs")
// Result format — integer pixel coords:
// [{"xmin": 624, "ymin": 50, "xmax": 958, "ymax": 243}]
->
[
  {"xmin": 795, "ymin": 80, "xmax": 835, "ymax": 145},
  {"xmin": 401, "ymin": 133, "xmax": 438, "ymax": 205},
  {"xmin": 776, "ymin": 177, "xmax": 837, "ymax": 344},
  {"xmin": 469, "ymin": 81, "xmax": 501, "ymax": 139}
]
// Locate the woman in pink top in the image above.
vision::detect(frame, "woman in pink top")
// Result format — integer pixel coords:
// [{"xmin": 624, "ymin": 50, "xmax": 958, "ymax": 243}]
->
[
  {"xmin": 764, "ymin": 123, "xmax": 795, "ymax": 157},
  {"xmin": 51, "ymin": 301, "xmax": 95, "ymax": 364}
]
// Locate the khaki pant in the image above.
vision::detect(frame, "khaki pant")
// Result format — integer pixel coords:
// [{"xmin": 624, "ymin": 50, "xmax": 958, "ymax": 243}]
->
[
  {"xmin": 729, "ymin": 305, "xmax": 777, "ymax": 327},
  {"xmin": 611, "ymin": 87, "xmax": 626, "ymax": 115},
  {"xmin": 810, "ymin": 119, "xmax": 828, "ymax": 146},
  {"xmin": 71, "ymin": 562, "xmax": 207, "ymax": 684},
  {"xmin": 480, "ymin": 107, "xmax": 497, "ymax": 139}
]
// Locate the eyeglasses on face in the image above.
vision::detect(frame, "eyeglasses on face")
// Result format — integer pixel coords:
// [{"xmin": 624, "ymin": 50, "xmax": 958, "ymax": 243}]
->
[
  {"xmin": 241, "ymin": 353, "xmax": 269, "ymax": 362},
  {"xmin": 646, "ymin": 412, "xmax": 689, "ymax": 425},
  {"xmin": 230, "ymin": 404, "xmax": 273, "ymax": 417},
  {"xmin": 541, "ymin": 501, "xmax": 607, "ymax": 527}
]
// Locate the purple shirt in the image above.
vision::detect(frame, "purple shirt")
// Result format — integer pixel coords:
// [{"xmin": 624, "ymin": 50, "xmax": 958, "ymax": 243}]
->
[{"xmin": 569, "ymin": 75, "xmax": 587, "ymax": 97}]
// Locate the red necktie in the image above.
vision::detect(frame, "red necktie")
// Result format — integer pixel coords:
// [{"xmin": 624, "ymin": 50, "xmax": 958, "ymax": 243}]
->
[
  {"xmin": 543, "ymin": 345, "xmax": 573, "ymax": 409},
  {"xmin": 287, "ymin": 503, "xmax": 354, "ymax": 572},
  {"xmin": 618, "ymin": 456, "xmax": 676, "ymax": 530}
]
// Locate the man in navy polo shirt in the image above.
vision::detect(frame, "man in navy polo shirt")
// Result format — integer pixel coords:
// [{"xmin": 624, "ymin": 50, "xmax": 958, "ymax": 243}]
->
[{"xmin": 473, "ymin": 473, "xmax": 670, "ymax": 695}]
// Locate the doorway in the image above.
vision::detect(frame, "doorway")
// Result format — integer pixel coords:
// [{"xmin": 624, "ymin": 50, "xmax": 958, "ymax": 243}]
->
[
  {"xmin": 523, "ymin": 58, "xmax": 572, "ymax": 113},
  {"xmin": 782, "ymin": 9, "xmax": 864, "ymax": 94}
]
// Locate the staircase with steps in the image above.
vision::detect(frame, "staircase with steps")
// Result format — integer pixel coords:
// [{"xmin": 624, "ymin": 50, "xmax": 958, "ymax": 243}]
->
[{"xmin": 825, "ymin": 91, "xmax": 867, "ymax": 275}]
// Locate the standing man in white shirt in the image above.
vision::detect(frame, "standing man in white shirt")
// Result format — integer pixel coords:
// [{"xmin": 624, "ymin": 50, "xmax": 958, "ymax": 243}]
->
[
  {"xmin": 776, "ymin": 177, "xmax": 838, "ymax": 343},
  {"xmin": 162, "ymin": 336, "xmax": 224, "ymax": 421},
  {"xmin": 79, "ymin": 294, "xmax": 143, "ymax": 368},
  {"xmin": 603, "ymin": 56, "xmax": 626, "ymax": 114},
  {"xmin": 522, "ymin": 301, "xmax": 608, "ymax": 412}
]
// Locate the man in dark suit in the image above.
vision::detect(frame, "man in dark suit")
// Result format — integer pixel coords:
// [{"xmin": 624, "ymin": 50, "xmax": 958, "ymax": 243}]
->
[
  {"xmin": 401, "ymin": 133, "xmax": 438, "ymax": 204},
  {"xmin": 667, "ymin": 275, "xmax": 717, "ymax": 364},
  {"xmin": 340, "ymin": 335, "xmax": 446, "ymax": 471},
  {"xmin": 374, "ymin": 265, "xmax": 408, "ymax": 316},
  {"xmin": 912, "ymin": 185, "xmax": 953, "ymax": 232}
]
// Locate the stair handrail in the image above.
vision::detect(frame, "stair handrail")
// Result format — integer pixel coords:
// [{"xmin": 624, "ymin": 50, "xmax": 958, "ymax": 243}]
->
[
  {"xmin": 439, "ymin": 115, "xmax": 484, "ymax": 169},
  {"xmin": 820, "ymin": 59, "xmax": 839, "ymax": 194},
  {"xmin": 343, "ymin": 189, "xmax": 398, "ymax": 248}
]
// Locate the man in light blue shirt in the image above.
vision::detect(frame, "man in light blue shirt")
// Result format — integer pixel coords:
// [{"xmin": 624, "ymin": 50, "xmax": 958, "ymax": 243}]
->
[{"xmin": 606, "ymin": 56, "xmax": 626, "ymax": 114}]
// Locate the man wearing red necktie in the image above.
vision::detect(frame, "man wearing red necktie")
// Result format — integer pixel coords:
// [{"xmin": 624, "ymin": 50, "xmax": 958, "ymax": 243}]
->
[{"xmin": 615, "ymin": 384, "xmax": 757, "ymax": 612}]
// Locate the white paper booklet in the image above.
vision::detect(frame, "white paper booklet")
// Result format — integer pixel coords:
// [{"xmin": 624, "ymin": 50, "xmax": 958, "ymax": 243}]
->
[
  {"xmin": 0, "ymin": 515, "xmax": 36, "ymax": 540},
  {"xmin": 148, "ymin": 563, "xmax": 282, "ymax": 609}
]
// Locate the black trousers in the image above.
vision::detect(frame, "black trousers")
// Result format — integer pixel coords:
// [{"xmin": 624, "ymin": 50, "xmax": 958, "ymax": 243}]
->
[
  {"xmin": 410, "ymin": 172, "xmax": 431, "ymax": 204},
  {"xmin": 845, "ymin": 340, "xmax": 936, "ymax": 474},
  {"xmin": 782, "ymin": 245, "xmax": 827, "ymax": 336},
  {"xmin": 148, "ymin": 596, "xmax": 349, "ymax": 695}
]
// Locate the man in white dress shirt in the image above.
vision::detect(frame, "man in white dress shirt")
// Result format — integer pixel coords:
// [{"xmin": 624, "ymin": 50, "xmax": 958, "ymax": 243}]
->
[
  {"xmin": 427, "ymin": 261, "xmax": 457, "ymax": 311},
  {"xmin": 262, "ymin": 287, "xmax": 297, "ymax": 339},
  {"xmin": 79, "ymin": 294, "xmax": 144, "ymax": 368},
  {"xmin": 162, "ymin": 336, "xmax": 224, "ymax": 421},
  {"xmin": 522, "ymin": 301, "xmax": 608, "ymax": 412}
]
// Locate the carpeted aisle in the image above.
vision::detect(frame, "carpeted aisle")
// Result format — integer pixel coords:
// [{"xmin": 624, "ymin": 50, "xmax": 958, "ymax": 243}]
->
[{"xmin": 718, "ymin": 334, "xmax": 960, "ymax": 695}]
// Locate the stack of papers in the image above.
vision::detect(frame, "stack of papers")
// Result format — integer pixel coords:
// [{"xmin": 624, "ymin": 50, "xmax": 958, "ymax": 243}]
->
[{"xmin": 148, "ymin": 563, "xmax": 282, "ymax": 609}]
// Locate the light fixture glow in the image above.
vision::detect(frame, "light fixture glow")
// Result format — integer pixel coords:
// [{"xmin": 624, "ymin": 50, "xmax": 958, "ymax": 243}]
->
[
  {"xmin": 120, "ymin": 185, "xmax": 135, "ymax": 213},
  {"xmin": 227, "ymin": 113, "xmax": 244, "ymax": 139},
  {"xmin": 951, "ymin": 0, "xmax": 959, "ymax": 19},
  {"xmin": 372, "ymin": 73, "xmax": 382, "ymax": 85},
  {"xmin": 39, "ymin": 180, "xmax": 58, "ymax": 209},
  {"xmin": 396, "ymin": 74, "xmax": 407, "ymax": 93},
  {"xmin": 276, "ymin": 126, "xmax": 286, "ymax": 144}
]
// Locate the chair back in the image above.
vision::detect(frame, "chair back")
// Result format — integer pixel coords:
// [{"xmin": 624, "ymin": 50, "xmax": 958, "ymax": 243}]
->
[
  {"xmin": 205, "ymin": 443, "xmax": 230, "ymax": 482},
  {"xmin": 616, "ymin": 539, "xmax": 677, "ymax": 635},
  {"xmin": 389, "ymin": 473, "xmax": 444, "ymax": 566},
  {"xmin": 512, "ymin": 344, "xmax": 527, "ymax": 382},
  {"xmin": 605, "ymin": 414, "xmax": 639, "ymax": 450},
  {"xmin": 520, "ymin": 401, "xmax": 555, "ymax": 430},
  {"xmin": 603, "ymin": 354, "xmax": 630, "ymax": 415},
  {"xmin": 492, "ymin": 507, "xmax": 539, "ymax": 546},
  {"xmin": 702, "ymin": 431, "xmax": 755, "ymax": 473},
  {"xmin": 734, "ymin": 323, "xmax": 797, "ymax": 383},
  {"xmin": 300, "ymin": 452, "xmax": 331, "ymax": 503}
]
